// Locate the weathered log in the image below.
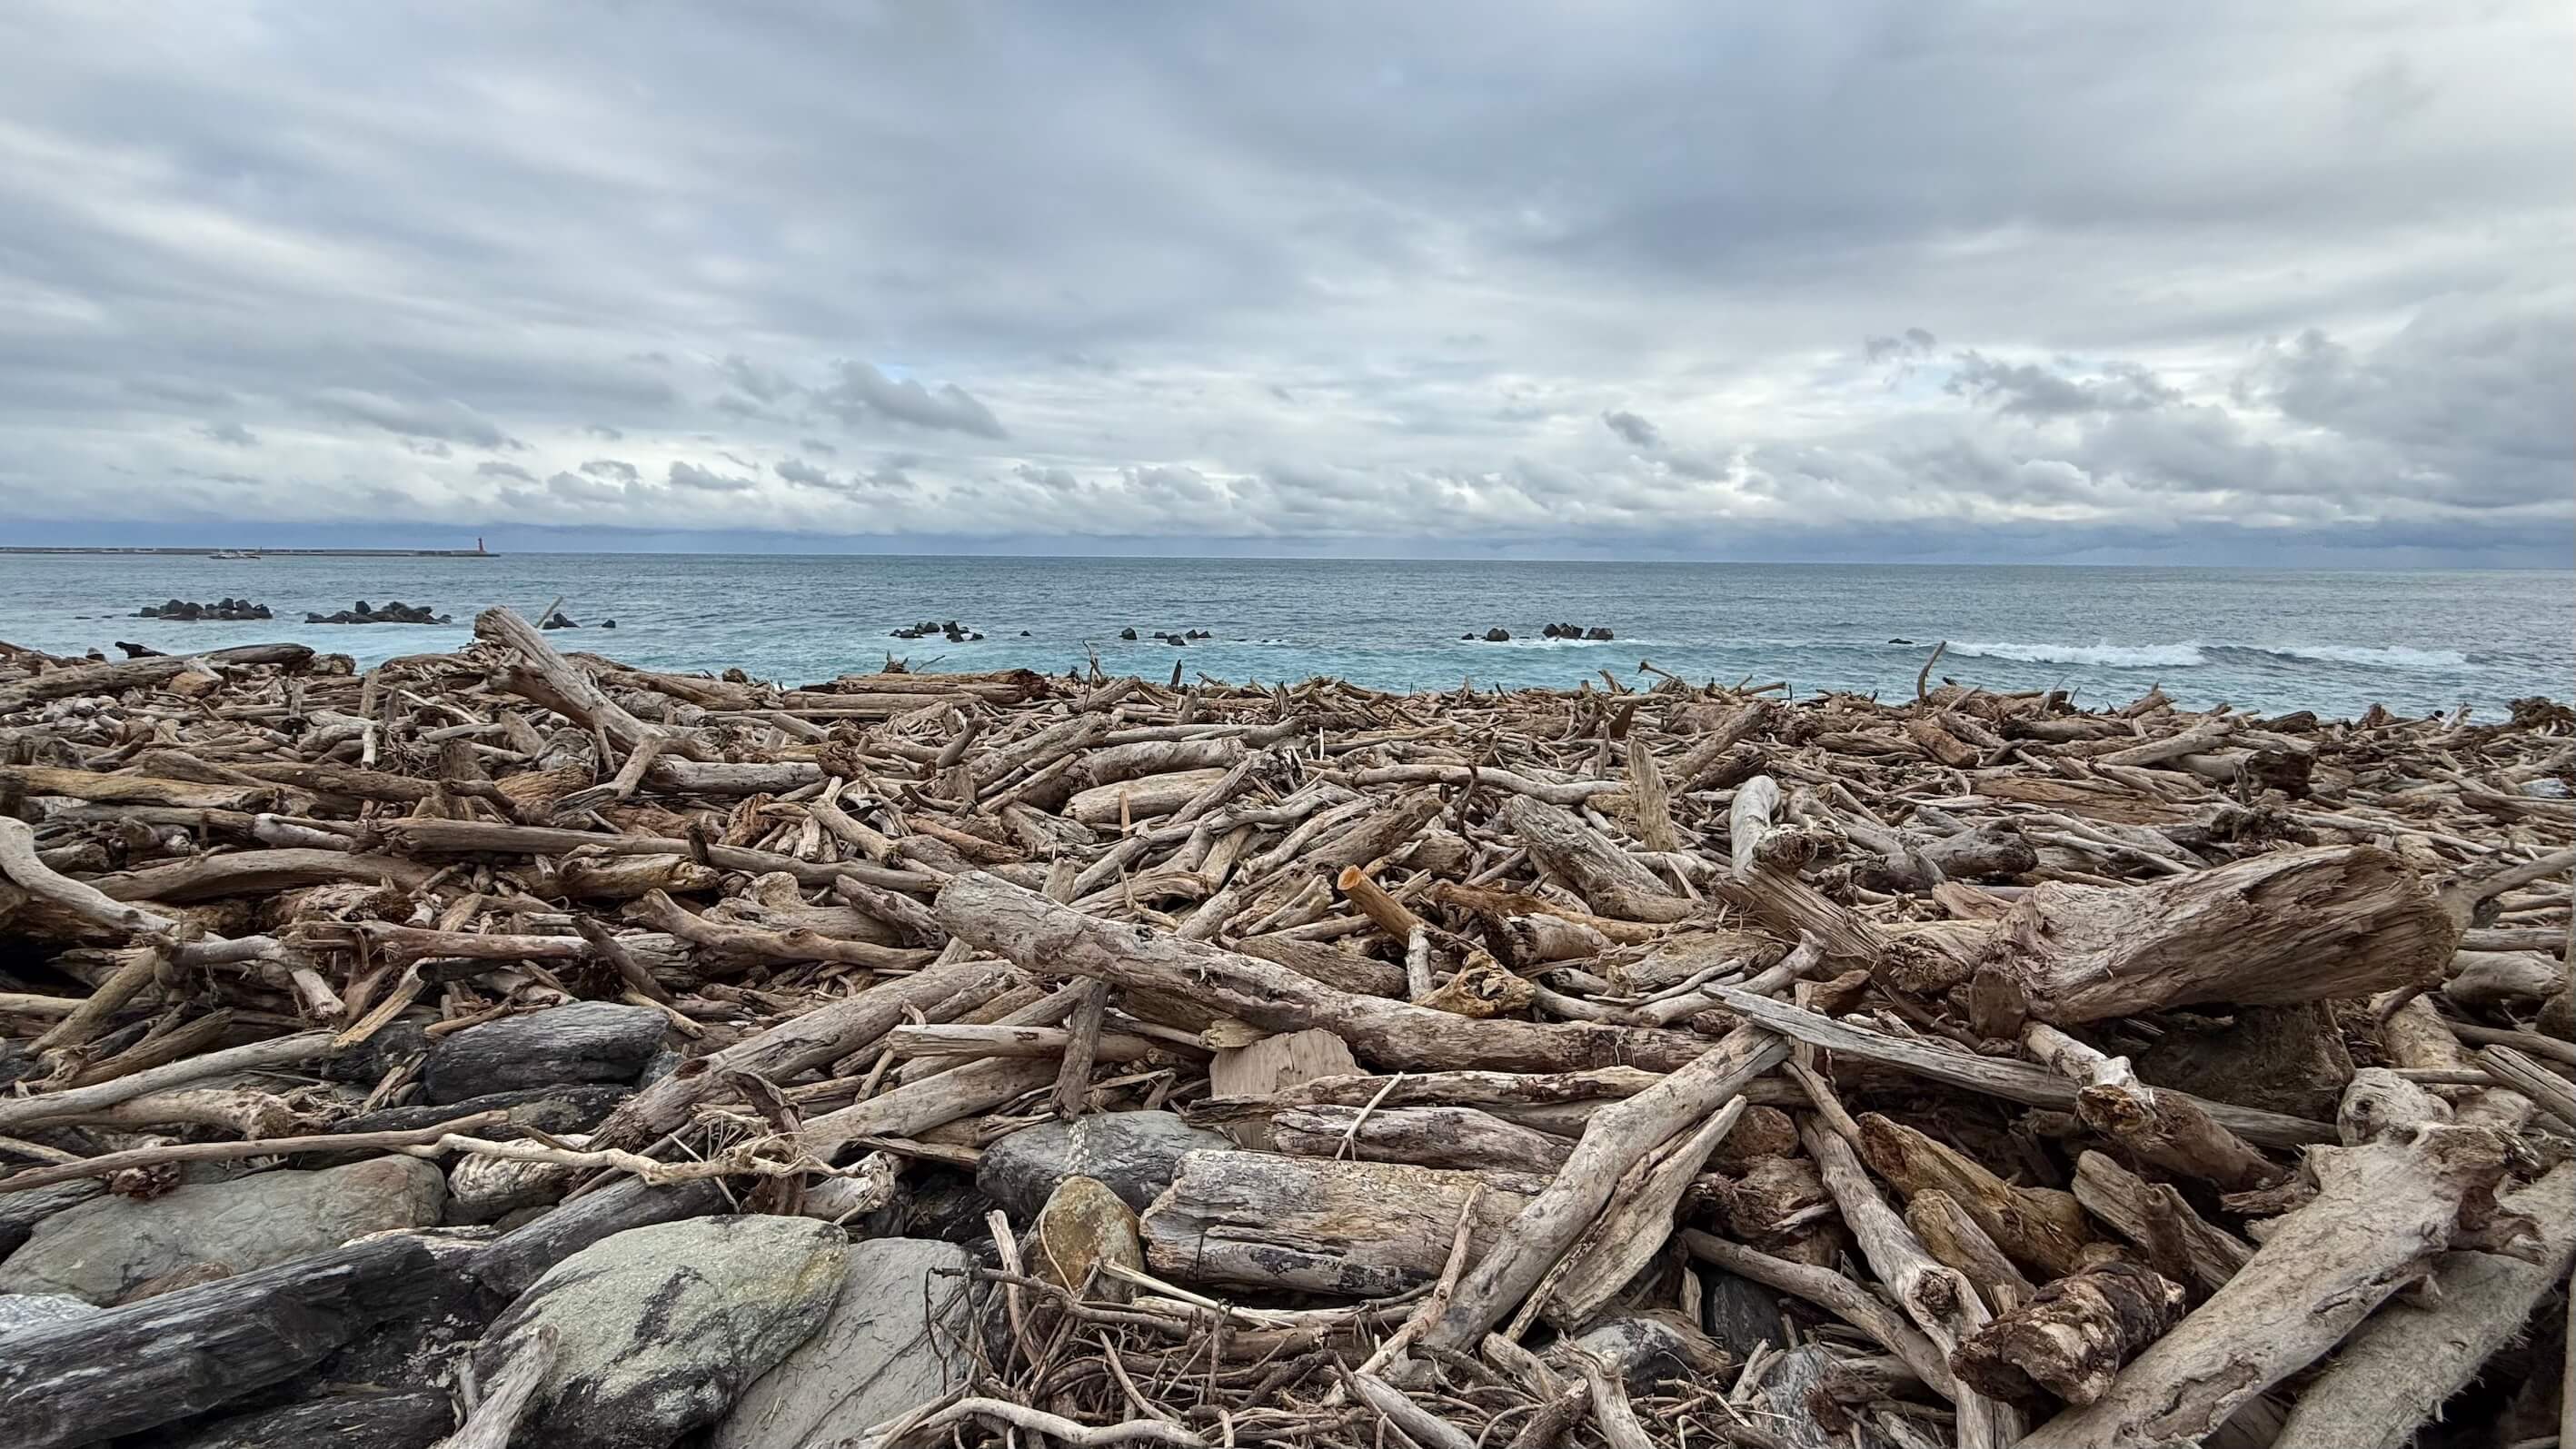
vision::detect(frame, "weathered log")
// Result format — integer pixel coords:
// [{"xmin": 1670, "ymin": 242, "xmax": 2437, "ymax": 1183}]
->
[
  {"xmin": 1949, "ymin": 1262, "xmax": 2185, "ymax": 1405},
  {"xmin": 589, "ymin": 958, "xmax": 1014, "ymax": 1150},
  {"xmin": 1137, "ymin": 1149, "xmax": 1539, "ymax": 1296},
  {"xmin": 1269, "ymin": 1103, "xmax": 1575, "ymax": 1171},
  {"xmin": 2068, "ymin": 1151, "xmax": 2253, "ymax": 1297},
  {"xmin": 936, "ymin": 871, "xmax": 1715, "ymax": 1072},
  {"xmin": 1503, "ymin": 797, "xmax": 1695, "ymax": 923},
  {"xmin": 1800, "ymin": 1115, "xmax": 2022, "ymax": 1448},
  {"xmin": 1713, "ymin": 988, "xmax": 2330, "ymax": 1147},
  {"xmin": 0, "ymin": 1236, "xmax": 450, "ymax": 1449},
  {"xmin": 2269, "ymin": 1161, "xmax": 2576, "ymax": 1449},
  {"xmin": 2021, "ymin": 1071, "xmax": 2526, "ymax": 1448},
  {"xmin": 1980, "ymin": 844, "xmax": 2456, "ymax": 1023},
  {"xmin": 1418, "ymin": 1024, "xmax": 1786, "ymax": 1352}
]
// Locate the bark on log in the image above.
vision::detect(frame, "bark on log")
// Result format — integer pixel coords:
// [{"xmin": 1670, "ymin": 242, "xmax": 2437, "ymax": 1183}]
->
[
  {"xmin": 1138, "ymin": 1149, "xmax": 1539, "ymax": 1296},
  {"xmin": 1949, "ymin": 1262, "xmax": 2186, "ymax": 1405},
  {"xmin": 936, "ymin": 871, "xmax": 1714, "ymax": 1072}
]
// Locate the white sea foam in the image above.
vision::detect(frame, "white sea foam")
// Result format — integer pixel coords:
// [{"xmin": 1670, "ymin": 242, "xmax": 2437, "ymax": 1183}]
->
[{"xmin": 1947, "ymin": 640, "xmax": 2209, "ymax": 668}]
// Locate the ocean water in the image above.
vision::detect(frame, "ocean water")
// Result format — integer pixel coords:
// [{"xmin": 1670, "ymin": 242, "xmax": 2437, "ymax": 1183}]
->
[{"xmin": 2, "ymin": 553, "xmax": 2568, "ymax": 720}]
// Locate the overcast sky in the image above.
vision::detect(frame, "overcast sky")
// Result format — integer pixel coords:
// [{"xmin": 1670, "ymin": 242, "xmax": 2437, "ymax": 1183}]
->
[{"xmin": 2, "ymin": 2, "xmax": 2569, "ymax": 563}]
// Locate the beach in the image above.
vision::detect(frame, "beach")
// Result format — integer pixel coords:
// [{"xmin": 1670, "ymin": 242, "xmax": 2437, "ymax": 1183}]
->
[{"xmin": 1, "ymin": 610, "xmax": 2570, "ymax": 1447}]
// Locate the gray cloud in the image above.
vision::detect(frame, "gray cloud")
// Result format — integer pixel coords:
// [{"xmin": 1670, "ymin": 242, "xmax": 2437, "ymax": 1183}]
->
[
  {"xmin": 814, "ymin": 362, "xmax": 1006, "ymax": 439},
  {"xmin": 1601, "ymin": 411, "xmax": 1662, "ymax": 449},
  {"xmin": 1947, "ymin": 353, "xmax": 2183, "ymax": 417},
  {"xmin": 669, "ymin": 461, "xmax": 757, "ymax": 492},
  {"xmin": 311, "ymin": 389, "xmax": 511, "ymax": 448},
  {"xmin": 0, "ymin": 3, "xmax": 2563, "ymax": 564}
]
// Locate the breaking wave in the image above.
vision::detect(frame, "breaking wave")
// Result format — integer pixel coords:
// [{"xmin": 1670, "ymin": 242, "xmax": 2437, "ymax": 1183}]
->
[
  {"xmin": 1947, "ymin": 640, "xmax": 2209, "ymax": 668},
  {"xmin": 2247, "ymin": 644, "xmax": 2472, "ymax": 670}
]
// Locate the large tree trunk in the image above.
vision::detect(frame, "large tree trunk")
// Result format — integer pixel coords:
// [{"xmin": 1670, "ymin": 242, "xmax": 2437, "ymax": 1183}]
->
[{"xmin": 1982, "ymin": 845, "xmax": 2455, "ymax": 1024}]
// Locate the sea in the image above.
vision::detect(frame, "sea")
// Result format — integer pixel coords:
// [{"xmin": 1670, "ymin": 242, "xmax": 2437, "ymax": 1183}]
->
[{"xmin": 2, "ymin": 554, "xmax": 2568, "ymax": 721}]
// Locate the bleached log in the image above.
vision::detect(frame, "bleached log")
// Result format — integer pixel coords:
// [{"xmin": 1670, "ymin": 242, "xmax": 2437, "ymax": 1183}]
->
[{"xmin": 1138, "ymin": 1150, "xmax": 1538, "ymax": 1296}]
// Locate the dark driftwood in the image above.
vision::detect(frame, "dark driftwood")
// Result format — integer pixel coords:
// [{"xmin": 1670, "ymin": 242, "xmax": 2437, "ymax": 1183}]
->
[
  {"xmin": 468, "ymin": 1178, "xmax": 732, "ymax": 1301},
  {"xmin": 1950, "ymin": 1262, "xmax": 2186, "ymax": 1405},
  {"xmin": 0, "ymin": 1237, "xmax": 449, "ymax": 1449}
]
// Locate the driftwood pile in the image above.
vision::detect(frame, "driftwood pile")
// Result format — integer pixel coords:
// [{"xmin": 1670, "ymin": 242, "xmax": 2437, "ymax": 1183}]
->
[{"xmin": 1, "ymin": 610, "xmax": 2571, "ymax": 1449}]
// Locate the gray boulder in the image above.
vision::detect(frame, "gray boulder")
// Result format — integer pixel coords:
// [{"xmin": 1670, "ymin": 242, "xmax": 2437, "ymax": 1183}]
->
[
  {"xmin": 0, "ymin": 1157, "xmax": 444, "ymax": 1304},
  {"xmin": 419, "ymin": 1001, "xmax": 666, "ymax": 1104},
  {"xmin": 472, "ymin": 1216, "xmax": 847, "ymax": 1449},
  {"xmin": 975, "ymin": 1109, "xmax": 1228, "ymax": 1218},
  {"xmin": 711, "ymin": 1239, "xmax": 974, "ymax": 1449},
  {"xmin": 0, "ymin": 1294, "xmax": 99, "ymax": 1340}
]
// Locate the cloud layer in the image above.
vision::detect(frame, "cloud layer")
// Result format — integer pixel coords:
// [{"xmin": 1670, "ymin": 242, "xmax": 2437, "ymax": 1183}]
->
[{"xmin": 1, "ymin": 2, "xmax": 2569, "ymax": 562}]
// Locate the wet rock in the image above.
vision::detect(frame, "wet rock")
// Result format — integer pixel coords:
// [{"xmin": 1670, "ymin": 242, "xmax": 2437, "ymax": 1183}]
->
[
  {"xmin": 1482, "ymin": 627, "xmax": 1511, "ymax": 642},
  {"xmin": 540, "ymin": 611, "xmax": 581, "ymax": 630},
  {"xmin": 1585, "ymin": 626, "xmax": 1614, "ymax": 640},
  {"xmin": 1119, "ymin": 627, "xmax": 1139, "ymax": 640},
  {"xmin": 0, "ymin": 1293, "xmax": 100, "ymax": 1340},
  {"xmin": 976, "ymin": 1109, "xmax": 1228, "ymax": 1218},
  {"xmin": 711, "ymin": 1239, "xmax": 974, "ymax": 1449},
  {"xmin": 304, "ymin": 600, "xmax": 450, "ymax": 625},
  {"xmin": 0, "ymin": 1180, "xmax": 104, "ymax": 1262},
  {"xmin": 1032, "ymin": 1176, "xmax": 1143, "ymax": 1298},
  {"xmin": 164, "ymin": 1390, "xmax": 453, "ymax": 1449},
  {"xmin": 0, "ymin": 1157, "xmax": 445, "ymax": 1305},
  {"xmin": 419, "ymin": 1001, "xmax": 666, "ymax": 1105},
  {"xmin": 137, "ymin": 598, "xmax": 273, "ymax": 621},
  {"xmin": 601, "ymin": 618, "xmax": 617, "ymax": 629},
  {"xmin": 471, "ymin": 1216, "xmax": 848, "ymax": 1449}
]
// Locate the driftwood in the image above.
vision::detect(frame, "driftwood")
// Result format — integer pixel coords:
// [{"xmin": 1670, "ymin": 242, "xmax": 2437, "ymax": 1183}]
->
[
  {"xmin": 0, "ymin": 1236, "xmax": 449, "ymax": 1449},
  {"xmin": 2023, "ymin": 1072, "xmax": 2529, "ymax": 1447},
  {"xmin": 1, "ymin": 613, "xmax": 2566, "ymax": 1449}
]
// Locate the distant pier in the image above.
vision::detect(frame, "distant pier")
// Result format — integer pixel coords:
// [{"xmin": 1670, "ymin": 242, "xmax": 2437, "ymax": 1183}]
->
[{"xmin": 2, "ymin": 543, "xmax": 495, "ymax": 558}]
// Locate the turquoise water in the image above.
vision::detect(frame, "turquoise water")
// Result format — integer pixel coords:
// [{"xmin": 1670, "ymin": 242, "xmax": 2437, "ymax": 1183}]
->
[{"xmin": 3, "ymin": 553, "xmax": 2567, "ymax": 719}]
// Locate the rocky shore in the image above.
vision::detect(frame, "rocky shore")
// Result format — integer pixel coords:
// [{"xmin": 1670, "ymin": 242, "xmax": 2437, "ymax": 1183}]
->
[{"xmin": 0, "ymin": 615, "xmax": 2570, "ymax": 1448}]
